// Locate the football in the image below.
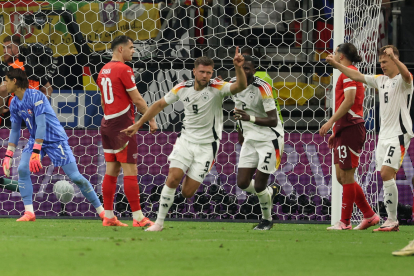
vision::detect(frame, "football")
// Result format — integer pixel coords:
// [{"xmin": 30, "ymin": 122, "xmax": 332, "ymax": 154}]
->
[{"xmin": 53, "ymin": 180, "xmax": 75, "ymax": 204}]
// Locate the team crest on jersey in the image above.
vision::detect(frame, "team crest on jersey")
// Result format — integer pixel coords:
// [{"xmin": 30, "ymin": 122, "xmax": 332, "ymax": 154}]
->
[
  {"xmin": 248, "ymin": 91, "xmax": 255, "ymax": 99},
  {"xmin": 201, "ymin": 91, "xmax": 210, "ymax": 101},
  {"xmin": 27, "ymin": 109, "xmax": 33, "ymax": 116}
]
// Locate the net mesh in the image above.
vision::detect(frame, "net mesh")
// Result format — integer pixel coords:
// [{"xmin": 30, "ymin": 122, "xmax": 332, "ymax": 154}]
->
[{"xmin": 0, "ymin": 0, "xmax": 388, "ymax": 222}]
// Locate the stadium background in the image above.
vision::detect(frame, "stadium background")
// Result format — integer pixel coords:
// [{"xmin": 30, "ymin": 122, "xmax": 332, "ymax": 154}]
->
[{"xmin": 0, "ymin": 0, "xmax": 414, "ymax": 223}]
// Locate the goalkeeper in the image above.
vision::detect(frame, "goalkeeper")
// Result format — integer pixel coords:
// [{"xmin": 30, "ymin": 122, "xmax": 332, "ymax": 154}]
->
[{"xmin": 1, "ymin": 68, "xmax": 104, "ymax": 222}]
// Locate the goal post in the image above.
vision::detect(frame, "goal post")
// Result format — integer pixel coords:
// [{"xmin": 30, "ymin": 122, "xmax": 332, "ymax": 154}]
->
[{"xmin": 331, "ymin": 0, "xmax": 345, "ymax": 225}]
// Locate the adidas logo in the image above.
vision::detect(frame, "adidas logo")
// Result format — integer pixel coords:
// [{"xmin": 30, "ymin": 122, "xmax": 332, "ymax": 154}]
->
[
  {"xmin": 184, "ymin": 97, "xmax": 190, "ymax": 102},
  {"xmin": 262, "ymin": 207, "xmax": 268, "ymax": 210},
  {"xmin": 199, "ymin": 174, "xmax": 205, "ymax": 179},
  {"xmin": 162, "ymin": 196, "xmax": 170, "ymax": 201},
  {"xmin": 262, "ymin": 165, "xmax": 268, "ymax": 171},
  {"xmin": 161, "ymin": 204, "xmax": 169, "ymax": 208},
  {"xmin": 386, "ymin": 200, "xmax": 393, "ymax": 204},
  {"xmin": 385, "ymin": 159, "xmax": 391, "ymax": 164}
]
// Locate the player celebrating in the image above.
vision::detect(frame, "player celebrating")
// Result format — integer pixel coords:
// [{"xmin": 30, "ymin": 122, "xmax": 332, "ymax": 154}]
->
[
  {"xmin": 232, "ymin": 56, "xmax": 283, "ymax": 230},
  {"xmin": 121, "ymin": 48, "xmax": 247, "ymax": 231},
  {"xmin": 1, "ymin": 68, "xmax": 104, "ymax": 221},
  {"xmin": 326, "ymin": 45, "xmax": 413, "ymax": 232},
  {"xmin": 321, "ymin": 43, "xmax": 379, "ymax": 230},
  {"xmin": 97, "ymin": 35, "xmax": 158, "ymax": 227}
]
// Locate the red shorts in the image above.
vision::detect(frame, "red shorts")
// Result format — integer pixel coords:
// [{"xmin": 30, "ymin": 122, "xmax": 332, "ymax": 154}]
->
[
  {"xmin": 101, "ymin": 112, "xmax": 138, "ymax": 164},
  {"xmin": 333, "ymin": 123, "xmax": 366, "ymax": 170}
]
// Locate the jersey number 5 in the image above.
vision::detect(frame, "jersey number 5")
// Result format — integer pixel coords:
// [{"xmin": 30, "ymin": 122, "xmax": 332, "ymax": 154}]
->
[{"xmin": 101, "ymin": 78, "xmax": 114, "ymax": 104}]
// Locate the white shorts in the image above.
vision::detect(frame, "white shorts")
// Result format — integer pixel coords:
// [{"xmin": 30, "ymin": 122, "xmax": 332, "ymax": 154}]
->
[
  {"xmin": 168, "ymin": 136, "xmax": 219, "ymax": 183},
  {"xmin": 376, "ymin": 134, "xmax": 411, "ymax": 171},
  {"xmin": 238, "ymin": 137, "xmax": 284, "ymax": 174}
]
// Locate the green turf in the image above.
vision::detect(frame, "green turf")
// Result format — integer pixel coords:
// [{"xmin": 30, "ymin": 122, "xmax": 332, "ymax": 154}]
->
[{"xmin": 1, "ymin": 219, "xmax": 413, "ymax": 276}]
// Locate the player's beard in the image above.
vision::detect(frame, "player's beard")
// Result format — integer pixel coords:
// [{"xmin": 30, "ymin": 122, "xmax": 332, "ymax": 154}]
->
[
  {"xmin": 195, "ymin": 78, "xmax": 209, "ymax": 89},
  {"xmin": 247, "ymin": 74, "xmax": 254, "ymax": 85}
]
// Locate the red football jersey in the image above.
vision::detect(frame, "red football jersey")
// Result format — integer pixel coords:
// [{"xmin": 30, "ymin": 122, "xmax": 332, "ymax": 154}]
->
[
  {"xmin": 97, "ymin": 61, "xmax": 136, "ymax": 121},
  {"xmin": 333, "ymin": 65, "xmax": 365, "ymax": 134}
]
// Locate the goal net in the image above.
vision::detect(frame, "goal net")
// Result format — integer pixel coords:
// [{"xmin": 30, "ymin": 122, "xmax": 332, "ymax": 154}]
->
[{"xmin": 0, "ymin": 0, "xmax": 399, "ymax": 222}]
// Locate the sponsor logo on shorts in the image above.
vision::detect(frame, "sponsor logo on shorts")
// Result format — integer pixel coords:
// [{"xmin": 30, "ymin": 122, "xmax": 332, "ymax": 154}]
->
[
  {"xmin": 132, "ymin": 153, "xmax": 138, "ymax": 159},
  {"xmin": 262, "ymin": 165, "xmax": 268, "ymax": 171}
]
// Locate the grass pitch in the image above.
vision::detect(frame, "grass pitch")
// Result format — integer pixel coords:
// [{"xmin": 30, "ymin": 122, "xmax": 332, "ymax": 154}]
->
[{"xmin": 0, "ymin": 218, "xmax": 413, "ymax": 276}]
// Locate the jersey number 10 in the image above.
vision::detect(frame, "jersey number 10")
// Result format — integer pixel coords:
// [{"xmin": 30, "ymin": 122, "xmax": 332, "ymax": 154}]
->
[{"xmin": 101, "ymin": 78, "xmax": 114, "ymax": 104}]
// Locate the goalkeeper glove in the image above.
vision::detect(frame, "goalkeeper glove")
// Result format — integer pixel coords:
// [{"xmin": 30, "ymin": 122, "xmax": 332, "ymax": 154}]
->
[
  {"xmin": 2, "ymin": 145, "xmax": 15, "ymax": 177},
  {"xmin": 29, "ymin": 143, "xmax": 42, "ymax": 173}
]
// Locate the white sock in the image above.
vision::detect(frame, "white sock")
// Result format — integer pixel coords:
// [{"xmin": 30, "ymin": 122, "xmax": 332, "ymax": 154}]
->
[
  {"xmin": 132, "ymin": 210, "xmax": 145, "ymax": 221},
  {"xmin": 256, "ymin": 186, "xmax": 272, "ymax": 221},
  {"xmin": 105, "ymin": 210, "xmax": 115, "ymax": 219},
  {"xmin": 96, "ymin": 206, "xmax": 104, "ymax": 214},
  {"xmin": 25, "ymin": 205, "xmax": 34, "ymax": 213},
  {"xmin": 242, "ymin": 179, "xmax": 256, "ymax": 194},
  {"xmin": 383, "ymin": 179, "xmax": 398, "ymax": 222},
  {"xmin": 155, "ymin": 185, "xmax": 176, "ymax": 226}
]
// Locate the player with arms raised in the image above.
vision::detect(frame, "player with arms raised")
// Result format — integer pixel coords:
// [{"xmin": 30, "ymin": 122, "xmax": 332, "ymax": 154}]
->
[
  {"xmin": 327, "ymin": 45, "xmax": 413, "ymax": 232},
  {"xmin": 232, "ymin": 56, "xmax": 283, "ymax": 230},
  {"xmin": 97, "ymin": 35, "xmax": 158, "ymax": 227},
  {"xmin": 1, "ymin": 68, "xmax": 104, "ymax": 221},
  {"xmin": 321, "ymin": 43, "xmax": 379, "ymax": 230},
  {"xmin": 122, "ymin": 48, "xmax": 247, "ymax": 231}
]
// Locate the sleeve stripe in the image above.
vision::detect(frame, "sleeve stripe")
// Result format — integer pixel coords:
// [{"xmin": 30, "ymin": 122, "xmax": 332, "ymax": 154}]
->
[
  {"xmin": 126, "ymin": 86, "xmax": 137, "ymax": 92},
  {"xmin": 255, "ymin": 78, "xmax": 272, "ymax": 96},
  {"xmin": 344, "ymin": 86, "xmax": 356, "ymax": 91},
  {"xmin": 343, "ymin": 78, "xmax": 352, "ymax": 83}
]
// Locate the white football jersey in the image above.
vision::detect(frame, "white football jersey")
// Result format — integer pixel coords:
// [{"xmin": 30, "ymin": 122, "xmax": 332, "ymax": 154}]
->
[
  {"xmin": 232, "ymin": 76, "xmax": 284, "ymax": 141},
  {"xmin": 164, "ymin": 79, "xmax": 232, "ymax": 144},
  {"xmin": 364, "ymin": 74, "xmax": 414, "ymax": 139}
]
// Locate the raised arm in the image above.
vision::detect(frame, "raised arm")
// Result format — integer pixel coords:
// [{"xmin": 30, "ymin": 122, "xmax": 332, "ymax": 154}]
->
[
  {"xmin": 326, "ymin": 54, "xmax": 366, "ymax": 84},
  {"xmin": 121, "ymin": 98, "xmax": 169, "ymax": 137},
  {"xmin": 383, "ymin": 48, "xmax": 412, "ymax": 84},
  {"xmin": 230, "ymin": 47, "xmax": 248, "ymax": 95}
]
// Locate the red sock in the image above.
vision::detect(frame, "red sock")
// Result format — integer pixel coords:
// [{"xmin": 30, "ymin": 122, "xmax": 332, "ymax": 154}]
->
[
  {"xmin": 340, "ymin": 183, "xmax": 356, "ymax": 225},
  {"xmin": 102, "ymin": 174, "xmax": 117, "ymax": 210},
  {"xmin": 354, "ymin": 183, "xmax": 375, "ymax": 218},
  {"xmin": 124, "ymin": 176, "xmax": 141, "ymax": 212}
]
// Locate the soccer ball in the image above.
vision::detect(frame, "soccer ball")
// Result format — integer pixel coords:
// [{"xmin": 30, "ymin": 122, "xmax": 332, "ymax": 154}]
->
[{"xmin": 53, "ymin": 180, "xmax": 75, "ymax": 204}]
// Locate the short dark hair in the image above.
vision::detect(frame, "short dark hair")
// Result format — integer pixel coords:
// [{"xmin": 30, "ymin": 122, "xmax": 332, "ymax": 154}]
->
[
  {"xmin": 111, "ymin": 35, "xmax": 133, "ymax": 51},
  {"xmin": 3, "ymin": 35, "xmax": 21, "ymax": 45},
  {"xmin": 194, "ymin": 56, "xmax": 214, "ymax": 68},
  {"xmin": 243, "ymin": 55, "xmax": 256, "ymax": 68},
  {"xmin": 379, "ymin": 45, "xmax": 399, "ymax": 58},
  {"xmin": 337, "ymin": 43, "xmax": 363, "ymax": 63},
  {"xmin": 6, "ymin": 68, "xmax": 29, "ymax": 89}
]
